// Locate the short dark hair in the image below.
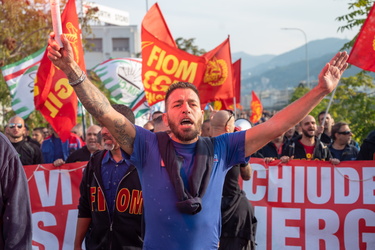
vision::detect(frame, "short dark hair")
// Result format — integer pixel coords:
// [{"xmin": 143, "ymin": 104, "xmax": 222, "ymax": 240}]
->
[
  {"xmin": 331, "ymin": 122, "xmax": 348, "ymax": 140},
  {"xmin": 112, "ymin": 104, "xmax": 135, "ymax": 124},
  {"xmin": 164, "ymin": 82, "xmax": 200, "ymax": 108}
]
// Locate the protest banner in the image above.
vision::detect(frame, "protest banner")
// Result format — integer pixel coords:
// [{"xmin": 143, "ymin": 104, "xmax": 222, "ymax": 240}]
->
[
  {"xmin": 243, "ymin": 158, "xmax": 375, "ymax": 250},
  {"xmin": 25, "ymin": 159, "xmax": 375, "ymax": 249},
  {"xmin": 24, "ymin": 162, "xmax": 86, "ymax": 249}
]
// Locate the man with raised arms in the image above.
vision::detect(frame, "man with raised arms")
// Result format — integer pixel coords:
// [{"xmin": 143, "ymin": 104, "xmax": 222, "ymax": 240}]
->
[{"xmin": 47, "ymin": 33, "xmax": 348, "ymax": 249}]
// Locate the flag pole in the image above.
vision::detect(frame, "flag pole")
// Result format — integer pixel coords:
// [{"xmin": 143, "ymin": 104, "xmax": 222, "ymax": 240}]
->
[
  {"xmin": 318, "ymin": 84, "xmax": 338, "ymax": 139},
  {"xmin": 80, "ymin": 102, "xmax": 86, "ymax": 141},
  {"xmin": 233, "ymin": 96, "xmax": 237, "ymax": 120}
]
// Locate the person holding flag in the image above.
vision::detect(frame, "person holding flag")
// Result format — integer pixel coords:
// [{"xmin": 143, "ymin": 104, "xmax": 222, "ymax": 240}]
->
[{"xmin": 47, "ymin": 26, "xmax": 348, "ymax": 249}]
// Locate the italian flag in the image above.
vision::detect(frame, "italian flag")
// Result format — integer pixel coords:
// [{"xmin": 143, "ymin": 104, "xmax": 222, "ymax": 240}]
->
[{"xmin": 1, "ymin": 48, "xmax": 44, "ymax": 119}]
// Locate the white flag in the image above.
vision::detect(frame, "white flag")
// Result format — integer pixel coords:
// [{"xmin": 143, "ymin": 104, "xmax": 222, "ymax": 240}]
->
[
  {"xmin": 1, "ymin": 48, "xmax": 45, "ymax": 119},
  {"xmin": 93, "ymin": 58, "xmax": 150, "ymax": 126}
]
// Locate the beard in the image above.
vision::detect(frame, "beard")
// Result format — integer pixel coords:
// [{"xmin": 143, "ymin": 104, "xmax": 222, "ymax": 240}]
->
[
  {"xmin": 168, "ymin": 116, "xmax": 202, "ymax": 142},
  {"xmin": 302, "ymin": 128, "xmax": 315, "ymax": 138}
]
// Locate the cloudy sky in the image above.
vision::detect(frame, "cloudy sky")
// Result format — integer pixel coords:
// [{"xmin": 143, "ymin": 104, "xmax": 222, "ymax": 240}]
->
[{"xmin": 89, "ymin": 0, "xmax": 360, "ymax": 55}]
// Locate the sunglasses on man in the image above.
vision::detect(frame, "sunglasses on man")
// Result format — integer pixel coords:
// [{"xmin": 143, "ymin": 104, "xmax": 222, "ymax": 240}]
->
[
  {"xmin": 338, "ymin": 130, "xmax": 352, "ymax": 135},
  {"xmin": 8, "ymin": 123, "xmax": 23, "ymax": 129}
]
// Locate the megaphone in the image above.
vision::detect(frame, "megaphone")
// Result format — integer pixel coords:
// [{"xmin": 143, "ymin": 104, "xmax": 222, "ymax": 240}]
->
[{"xmin": 234, "ymin": 118, "xmax": 252, "ymax": 131}]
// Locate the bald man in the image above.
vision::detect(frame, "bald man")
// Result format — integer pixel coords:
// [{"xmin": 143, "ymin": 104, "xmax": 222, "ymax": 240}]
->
[
  {"xmin": 66, "ymin": 125, "xmax": 102, "ymax": 163},
  {"xmin": 281, "ymin": 115, "xmax": 339, "ymax": 164},
  {"xmin": 6, "ymin": 116, "xmax": 43, "ymax": 165},
  {"xmin": 211, "ymin": 110, "xmax": 256, "ymax": 250}
]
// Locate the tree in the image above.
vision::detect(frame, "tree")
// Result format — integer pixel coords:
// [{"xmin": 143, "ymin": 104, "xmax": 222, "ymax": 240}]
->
[
  {"xmin": 0, "ymin": 0, "xmax": 54, "ymax": 127},
  {"xmin": 0, "ymin": 0, "xmax": 99, "ymax": 129},
  {"xmin": 175, "ymin": 37, "xmax": 206, "ymax": 56},
  {"xmin": 336, "ymin": 0, "xmax": 375, "ymax": 51}
]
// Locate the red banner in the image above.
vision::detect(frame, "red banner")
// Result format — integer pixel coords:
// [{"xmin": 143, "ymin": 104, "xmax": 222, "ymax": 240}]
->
[
  {"xmin": 25, "ymin": 160, "xmax": 375, "ymax": 249},
  {"xmin": 347, "ymin": 3, "xmax": 375, "ymax": 72},
  {"xmin": 24, "ymin": 162, "xmax": 86, "ymax": 249},
  {"xmin": 243, "ymin": 158, "xmax": 375, "ymax": 249},
  {"xmin": 34, "ymin": 0, "xmax": 86, "ymax": 141}
]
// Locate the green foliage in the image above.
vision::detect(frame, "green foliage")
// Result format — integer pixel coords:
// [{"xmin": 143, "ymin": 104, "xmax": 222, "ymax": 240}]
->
[
  {"xmin": 289, "ymin": 73, "xmax": 375, "ymax": 143},
  {"xmin": 0, "ymin": 0, "xmax": 100, "ymax": 130},
  {"xmin": 175, "ymin": 37, "xmax": 206, "ymax": 56},
  {"xmin": 337, "ymin": 0, "xmax": 375, "ymax": 50}
]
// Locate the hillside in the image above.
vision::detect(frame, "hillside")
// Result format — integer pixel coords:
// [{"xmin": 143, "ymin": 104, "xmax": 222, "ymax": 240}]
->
[{"xmin": 232, "ymin": 37, "xmax": 372, "ymax": 109}]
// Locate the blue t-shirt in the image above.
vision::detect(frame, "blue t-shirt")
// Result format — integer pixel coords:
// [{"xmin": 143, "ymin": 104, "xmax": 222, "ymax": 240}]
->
[{"xmin": 130, "ymin": 126, "xmax": 247, "ymax": 250}]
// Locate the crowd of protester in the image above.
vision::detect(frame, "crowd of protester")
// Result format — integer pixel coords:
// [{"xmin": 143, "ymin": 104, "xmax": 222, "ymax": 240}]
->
[{"xmin": 2, "ymin": 87, "xmax": 375, "ymax": 249}]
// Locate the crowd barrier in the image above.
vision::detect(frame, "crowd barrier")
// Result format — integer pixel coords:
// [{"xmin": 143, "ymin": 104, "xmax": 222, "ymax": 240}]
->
[{"xmin": 24, "ymin": 159, "xmax": 375, "ymax": 249}]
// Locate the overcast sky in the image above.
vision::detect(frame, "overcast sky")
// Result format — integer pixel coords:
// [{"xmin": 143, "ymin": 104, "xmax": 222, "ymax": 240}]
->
[{"xmin": 89, "ymin": 0, "xmax": 360, "ymax": 56}]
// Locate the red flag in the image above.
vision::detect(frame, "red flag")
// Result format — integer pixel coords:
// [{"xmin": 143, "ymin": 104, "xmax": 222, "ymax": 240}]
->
[
  {"xmin": 212, "ymin": 59, "xmax": 241, "ymax": 110},
  {"xmin": 250, "ymin": 91, "xmax": 263, "ymax": 124},
  {"xmin": 141, "ymin": 3, "xmax": 176, "ymax": 48},
  {"xmin": 34, "ymin": 0, "xmax": 85, "ymax": 141},
  {"xmin": 347, "ymin": 3, "xmax": 375, "ymax": 72},
  {"xmin": 141, "ymin": 3, "xmax": 235, "ymax": 108},
  {"xmin": 141, "ymin": 3, "xmax": 206, "ymax": 106},
  {"xmin": 198, "ymin": 38, "xmax": 234, "ymax": 107}
]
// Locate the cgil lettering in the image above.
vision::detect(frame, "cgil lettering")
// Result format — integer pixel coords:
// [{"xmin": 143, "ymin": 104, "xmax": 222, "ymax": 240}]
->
[{"xmin": 43, "ymin": 78, "xmax": 74, "ymax": 118}]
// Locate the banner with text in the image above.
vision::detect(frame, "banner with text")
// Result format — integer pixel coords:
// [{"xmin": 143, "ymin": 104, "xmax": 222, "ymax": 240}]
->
[
  {"xmin": 24, "ymin": 162, "xmax": 86, "ymax": 250},
  {"xmin": 25, "ymin": 160, "xmax": 374, "ymax": 249},
  {"xmin": 243, "ymin": 159, "xmax": 375, "ymax": 250}
]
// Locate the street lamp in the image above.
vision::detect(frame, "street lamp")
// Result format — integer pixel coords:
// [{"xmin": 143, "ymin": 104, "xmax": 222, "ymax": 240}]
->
[{"xmin": 281, "ymin": 28, "xmax": 310, "ymax": 88}]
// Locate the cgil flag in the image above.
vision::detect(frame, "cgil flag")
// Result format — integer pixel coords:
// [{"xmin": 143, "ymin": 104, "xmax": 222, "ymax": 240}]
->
[
  {"xmin": 249, "ymin": 91, "xmax": 263, "ymax": 124},
  {"xmin": 141, "ymin": 3, "xmax": 234, "ymax": 107},
  {"xmin": 92, "ymin": 58, "xmax": 151, "ymax": 126},
  {"xmin": 34, "ymin": 0, "xmax": 86, "ymax": 141},
  {"xmin": 1, "ymin": 48, "xmax": 44, "ymax": 119},
  {"xmin": 347, "ymin": 3, "xmax": 375, "ymax": 72}
]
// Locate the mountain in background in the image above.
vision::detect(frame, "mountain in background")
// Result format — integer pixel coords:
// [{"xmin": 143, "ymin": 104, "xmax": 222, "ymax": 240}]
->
[{"xmin": 231, "ymin": 38, "xmax": 364, "ymax": 107}]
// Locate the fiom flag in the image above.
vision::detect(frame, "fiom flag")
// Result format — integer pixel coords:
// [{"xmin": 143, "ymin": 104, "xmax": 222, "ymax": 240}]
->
[
  {"xmin": 141, "ymin": 3, "xmax": 234, "ymax": 107},
  {"xmin": 1, "ymin": 48, "xmax": 44, "ymax": 119},
  {"xmin": 34, "ymin": 0, "xmax": 86, "ymax": 141},
  {"xmin": 347, "ymin": 3, "xmax": 375, "ymax": 72},
  {"xmin": 93, "ymin": 58, "xmax": 151, "ymax": 126},
  {"xmin": 250, "ymin": 90, "xmax": 262, "ymax": 124}
]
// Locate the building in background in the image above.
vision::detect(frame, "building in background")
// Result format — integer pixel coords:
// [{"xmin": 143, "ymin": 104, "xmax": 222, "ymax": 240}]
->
[{"xmin": 82, "ymin": 2, "xmax": 140, "ymax": 69}]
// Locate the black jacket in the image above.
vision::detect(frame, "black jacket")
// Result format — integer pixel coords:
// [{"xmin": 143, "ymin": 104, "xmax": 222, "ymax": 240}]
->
[
  {"xmin": 78, "ymin": 150, "xmax": 143, "ymax": 250},
  {"xmin": 252, "ymin": 141, "xmax": 287, "ymax": 159},
  {"xmin": 282, "ymin": 135, "xmax": 332, "ymax": 161},
  {"xmin": 0, "ymin": 133, "xmax": 32, "ymax": 249},
  {"xmin": 357, "ymin": 130, "xmax": 375, "ymax": 160},
  {"xmin": 11, "ymin": 139, "xmax": 43, "ymax": 165},
  {"xmin": 66, "ymin": 145, "xmax": 92, "ymax": 163}
]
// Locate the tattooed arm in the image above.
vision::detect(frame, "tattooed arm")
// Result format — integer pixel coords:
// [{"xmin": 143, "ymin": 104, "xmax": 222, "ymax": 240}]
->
[{"xmin": 47, "ymin": 33, "xmax": 135, "ymax": 155}]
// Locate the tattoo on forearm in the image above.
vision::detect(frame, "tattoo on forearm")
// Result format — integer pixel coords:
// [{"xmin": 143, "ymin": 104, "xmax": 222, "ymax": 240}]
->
[
  {"xmin": 114, "ymin": 118, "xmax": 135, "ymax": 148},
  {"xmin": 74, "ymin": 80, "xmax": 110, "ymax": 118}
]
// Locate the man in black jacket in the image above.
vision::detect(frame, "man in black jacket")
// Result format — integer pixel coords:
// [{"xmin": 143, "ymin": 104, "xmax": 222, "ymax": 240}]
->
[
  {"xmin": 74, "ymin": 104, "xmax": 143, "ymax": 250},
  {"xmin": 5, "ymin": 116, "xmax": 43, "ymax": 165},
  {"xmin": 281, "ymin": 115, "xmax": 339, "ymax": 164},
  {"xmin": 66, "ymin": 125, "xmax": 102, "ymax": 163}
]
